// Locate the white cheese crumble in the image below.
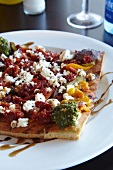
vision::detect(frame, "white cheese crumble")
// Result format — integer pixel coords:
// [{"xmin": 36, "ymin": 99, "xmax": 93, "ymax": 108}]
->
[
  {"xmin": 4, "ymin": 87, "xmax": 11, "ymax": 94},
  {"xmin": 5, "ymin": 74, "xmax": 15, "ymax": 83},
  {"xmin": 35, "ymin": 93, "xmax": 45, "ymax": 102},
  {"xmin": 87, "ymin": 73, "xmax": 96, "ymax": 80},
  {"xmin": 39, "ymin": 59, "xmax": 51, "ymax": 68},
  {"xmin": 59, "ymin": 50, "xmax": 74, "ymax": 61},
  {"xmin": 0, "ymin": 72, "xmax": 2, "ymax": 77},
  {"xmin": 37, "ymin": 46, "xmax": 46, "ymax": 52},
  {"xmin": 46, "ymin": 99, "xmax": 60, "ymax": 106},
  {"xmin": 26, "ymin": 50, "xmax": 35, "ymax": 54},
  {"xmin": 63, "ymin": 70, "xmax": 70, "ymax": 76},
  {"xmin": 0, "ymin": 86, "xmax": 3, "ymax": 90},
  {"xmin": 1, "ymin": 54, "xmax": 7, "ymax": 61},
  {"xmin": 33, "ymin": 62, "xmax": 42, "ymax": 71},
  {"xmin": 14, "ymin": 69, "xmax": 34, "ymax": 86},
  {"xmin": 77, "ymin": 69, "xmax": 86, "ymax": 77},
  {"xmin": 17, "ymin": 118, "xmax": 29, "ymax": 127},
  {"xmin": 9, "ymin": 104, "xmax": 16, "ymax": 111},
  {"xmin": 61, "ymin": 63, "xmax": 66, "ymax": 68},
  {"xmin": 66, "ymin": 84, "xmax": 75, "ymax": 91},
  {"xmin": 11, "ymin": 120, "xmax": 17, "ymax": 128},
  {"xmin": 63, "ymin": 93, "xmax": 75, "ymax": 100},
  {"xmin": 14, "ymin": 49, "xmax": 22, "ymax": 58},
  {"xmin": 19, "ymin": 69, "xmax": 33, "ymax": 83},
  {"xmin": 0, "ymin": 62, "xmax": 5, "ymax": 67},
  {"xmin": 0, "ymin": 106, "xmax": 5, "ymax": 114},
  {"xmin": 59, "ymin": 85, "xmax": 66, "ymax": 93},
  {"xmin": 23, "ymin": 100, "xmax": 35, "ymax": 112},
  {"xmin": 41, "ymin": 67, "xmax": 54, "ymax": 78},
  {"xmin": 46, "ymin": 87, "xmax": 52, "ymax": 92},
  {"xmin": 59, "ymin": 77, "xmax": 67, "ymax": 85},
  {"xmin": 0, "ymin": 87, "xmax": 11, "ymax": 98}
]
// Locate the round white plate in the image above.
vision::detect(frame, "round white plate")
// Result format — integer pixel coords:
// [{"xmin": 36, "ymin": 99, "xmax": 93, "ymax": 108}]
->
[{"xmin": 0, "ymin": 30, "xmax": 113, "ymax": 170}]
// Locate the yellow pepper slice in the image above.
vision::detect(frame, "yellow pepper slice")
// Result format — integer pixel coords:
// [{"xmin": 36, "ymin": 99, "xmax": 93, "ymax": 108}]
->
[
  {"xmin": 65, "ymin": 63, "xmax": 94, "ymax": 71},
  {"xmin": 78, "ymin": 81, "xmax": 89, "ymax": 91}
]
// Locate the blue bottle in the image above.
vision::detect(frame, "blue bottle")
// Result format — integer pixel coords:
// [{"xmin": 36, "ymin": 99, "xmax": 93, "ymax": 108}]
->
[
  {"xmin": 104, "ymin": 0, "xmax": 113, "ymax": 46},
  {"xmin": 104, "ymin": 0, "xmax": 113, "ymax": 34}
]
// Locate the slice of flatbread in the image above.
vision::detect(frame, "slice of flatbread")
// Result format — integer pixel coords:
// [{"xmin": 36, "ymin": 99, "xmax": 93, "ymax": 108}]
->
[{"xmin": 0, "ymin": 40, "xmax": 104, "ymax": 140}]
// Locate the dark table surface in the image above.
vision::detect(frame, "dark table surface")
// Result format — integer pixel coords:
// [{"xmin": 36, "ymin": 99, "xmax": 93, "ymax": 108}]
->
[{"xmin": 0, "ymin": 0, "xmax": 113, "ymax": 170}]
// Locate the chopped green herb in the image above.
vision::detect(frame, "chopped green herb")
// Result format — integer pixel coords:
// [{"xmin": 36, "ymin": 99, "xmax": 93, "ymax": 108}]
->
[
  {"xmin": 0, "ymin": 37, "xmax": 11, "ymax": 56},
  {"xmin": 52, "ymin": 102, "xmax": 80, "ymax": 128}
]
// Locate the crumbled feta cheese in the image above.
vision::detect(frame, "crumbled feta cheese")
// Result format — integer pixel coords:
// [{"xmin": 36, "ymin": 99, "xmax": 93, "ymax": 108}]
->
[
  {"xmin": 46, "ymin": 87, "xmax": 52, "ymax": 92},
  {"xmin": 0, "ymin": 87, "xmax": 11, "ymax": 98},
  {"xmin": 59, "ymin": 50, "xmax": 74, "ymax": 61},
  {"xmin": 0, "ymin": 72, "xmax": 2, "ymax": 77},
  {"xmin": 0, "ymin": 86, "xmax": 3, "ymax": 90},
  {"xmin": 34, "ymin": 89, "xmax": 39, "ymax": 93},
  {"xmin": 35, "ymin": 93, "xmax": 45, "ymax": 102},
  {"xmin": 59, "ymin": 86, "xmax": 66, "ymax": 93},
  {"xmin": 11, "ymin": 120, "xmax": 17, "ymax": 128},
  {"xmin": 37, "ymin": 46, "xmax": 46, "ymax": 52},
  {"xmin": 30, "ymin": 81, "xmax": 35, "ymax": 86},
  {"xmin": 4, "ymin": 87, "xmax": 11, "ymax": 94},
  {"xmin": 9, "ymin": 65, "xmax": 14, "ymax": 68},
  {"xmin": 9, "ymin": 55, "xmax": 13, "ymax": 60},
  {"xmin": 38, "ymin": 51, "xmax": 44, "ymax": 57},
  {"xmin": 23, "ymin": 100, "xmax": 35, "ymax": 112},
  {"xmin": 19, "ymin": 69, "xmax": 33, "ymax": 83},
  {"xmin": 5, "ymin": 74, "xmax": 15, "ymax": 83},
  {"xmin": 26, "ymin": 50, "xmax": 34, "ymax": 54},
  {"xmin": 17, "ymin": 118, "xmax": 29, "ymax": 127},
  {"xmin": 0, "ymin": 106, "xmax": 5, "ymax": 114},
  {"xmin": 15, "ymin": 80, "xmax": 22, "ymax": 86},
  {"xmin": 6, "ymin": 110, "xmax": 10, "ymax": 113},
  {"xmin": 41, "ymin": 67, "xmax": 54, "ymax": 78},
  {"xmin": 59, "ymin": 77, "xmax": 67, "ymax": 85},
  {"xmin": 33, "ymin": 62, "xmax": 42, "ymax": 71},
  {"xmin": 0, "ymin": 91, "xmax": 5, "ymax": 98},
  {"xmin": 61, "ymin": 63, "xmax": 66, "ymax": 68},
  {"xmin": 0, "ymin": 62, "xmax": 5, "ymax": 67},
  {"xmin": 14, "ymin": 69, "xmax": 33, "ymax": 85},
  {"xmin": 9, "ymin": 104, "xmax": 16, "ymax": 111},
  {"xmin": 24, "ymin": 72, "xmax": 33, "ymax": 83},
  {"xmin": 46, "ymin": 99, "xmax": 60, "ymax": 106},
  {"xmin": 77, "ymin": 69, "xmax": 86, "ymax": 77},
  {"xmin": 63, "ymin": 70, "xmax": 70, "ymax": 76},
  {"xmin": 63, "ymin": 93, "xmax": 75, "ymax": 100},
  {"xmin": 14, "ymin": 49, "xmax": 22, "ymax": 58},
  {"xmin": 87, "ymin": 73, "xmax": 96, "ymax": 80},
  {"xmin": 52, "ymin": 63, "xmax": 60, "ymax": 72},
  {"xmin": 39, "ymin": 60, "xmax": 51, "ymax": 68},
  {"xmin": 66, "ymin": 84, "xmax": 75, "ymax": 91},
  {"xmin": 1, "ymin": 54, "xmax": 7, "ymax": 61}
]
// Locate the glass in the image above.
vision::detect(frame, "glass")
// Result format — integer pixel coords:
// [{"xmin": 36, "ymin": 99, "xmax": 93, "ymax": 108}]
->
[
  {"xmin": 0, "ymin": 0, "xmax": 22, "ymax": 5},
  {"xmin": 67, "ymin": 0, "xmax": 103, "ymax": 29}
]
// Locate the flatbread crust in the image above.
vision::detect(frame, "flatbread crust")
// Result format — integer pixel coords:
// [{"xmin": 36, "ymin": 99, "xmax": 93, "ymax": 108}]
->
[
  {"xmin": 0, "ymin": 50, "xmax": 104, "ymax": 140},
  {"xmin": 0, "ymin": 111, "xmax": 90, "ymax": 140}
]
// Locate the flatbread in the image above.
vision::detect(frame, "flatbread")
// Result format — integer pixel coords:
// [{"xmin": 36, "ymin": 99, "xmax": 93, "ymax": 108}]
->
[{"xmin": 0, "ymin": 41, "xmax": 104, "ymax": 140}]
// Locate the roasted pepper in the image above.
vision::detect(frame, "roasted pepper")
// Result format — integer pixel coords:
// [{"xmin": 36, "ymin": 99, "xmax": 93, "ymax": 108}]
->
[{"xmin": 65, "ymin": 63, "xmax": 94, "ymax": 71}]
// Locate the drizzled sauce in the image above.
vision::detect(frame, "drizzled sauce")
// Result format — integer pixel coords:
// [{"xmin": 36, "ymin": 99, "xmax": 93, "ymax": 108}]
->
[
  {"xmin": 9, "ymin": 143, "xmax": 36, "ymax": 157},
  {"xmin": 0, "ymin": 144, "xmax": 16, "ymax": 150},
  {"xmin": 100, "ymin": 72, "xmax": 113, "ymax": 80},
  {"xmin": 93, "ymin": 99, "xmax": 113, "ymax": 114},
  {"xmin": 92, "ymin": 72, "xmax": 113, "ymax": 114},
  {"xmin": 0, "ymin": 136, "xmax": 52, "ymax": 157}
]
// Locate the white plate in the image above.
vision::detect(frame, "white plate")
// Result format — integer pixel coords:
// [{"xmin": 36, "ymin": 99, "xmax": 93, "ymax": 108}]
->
[{"xmin": 0, "ymin": 30, "xmax": 113, "ymax": 170}]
